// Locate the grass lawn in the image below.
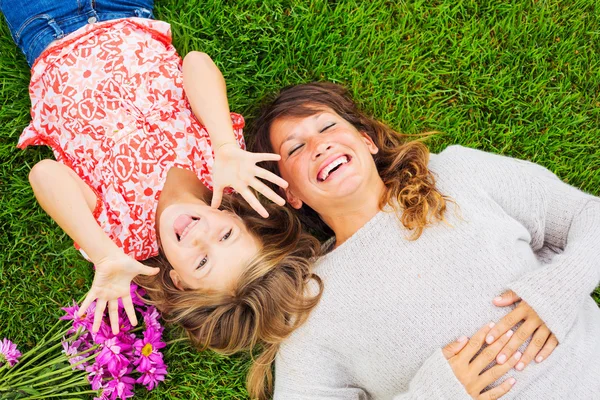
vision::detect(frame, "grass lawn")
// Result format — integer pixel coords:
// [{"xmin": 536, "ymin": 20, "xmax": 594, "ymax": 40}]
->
[{"xmin": 1, "ymin": 0, "xmax": 599, "ymax": 398}]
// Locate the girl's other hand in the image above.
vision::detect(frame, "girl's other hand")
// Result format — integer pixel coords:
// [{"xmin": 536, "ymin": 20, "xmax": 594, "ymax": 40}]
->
[
  {"xmin": 444, "ymin": 322, "xmax": 520, "ymax": 399},
  {"xmin": 211, "ymin": 143, "xmax": 289, "ymax": 218},
  {"xmin": 77, "ymin": 251, "xmax": 159, "ymax": 334},
  {"xmin": 487, "ymin": 290, "xmax": 559, "ymax": 370}
]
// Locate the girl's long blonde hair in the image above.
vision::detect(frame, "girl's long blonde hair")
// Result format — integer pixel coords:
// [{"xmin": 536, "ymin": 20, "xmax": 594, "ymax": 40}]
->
[
  {"xmin": 136, "ymin": 195, "xmax": 323, "ymax": 399},
  {"xmin": 251, "ymin": 81, "xmax": 449, "ymax": 240}
]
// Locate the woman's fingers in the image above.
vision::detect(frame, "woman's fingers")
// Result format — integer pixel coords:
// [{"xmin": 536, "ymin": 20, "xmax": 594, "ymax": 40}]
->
[
  {"xmin": 470, "ymin": 329, "xmax": 515, "ymax": 373},
  {"xmin": 535, "ymin": 333, "xmax": 559, "ymax": 364},
  {"xmin": 255, "ymin": 166, "xmax": 289, "ymax": 189},
  {"xmin": 458, "ymin": 322, "xmax": 496, "ymax": 362},
  {"xmin": 250, "ymin": 178, "xmax": 286, "ymax": 206},
  {"xmin": 486, "ymin": 306, "xmax": 526, "ymax": 345},
  {"xmin": 239, "ymin": 188, "xmax": 269, "ymax": 218},
  {"xmin": 515, "ymin": 325, "xmax": 551, "ymax": 371},
  {"xmin": 492, "ymin": 290, "xmax": 521, "ymax": 307},
  {"xmin": 477, "ymin": 351, "xmax": 521, "ymax": 396},
  {"xmin": 478, "ymin": 377, "xmax": 517, "ymax": 400},
  {"xmin": 108, "ymin": 300, "xmax": 119, "ymax": 335},
  {"xmin": 496, "ymin": 318, "xmax": 540, "ymax": 365},
  {"xmin": 122, "ymin": 295, "xmax": 137, "ymax": 327},
  {"xmin": 442, "ymin": 336, "xmax": 469, "ymax": 360}
]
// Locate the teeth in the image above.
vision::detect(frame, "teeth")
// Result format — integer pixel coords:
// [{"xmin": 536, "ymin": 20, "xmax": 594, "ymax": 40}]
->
[
  {"xmin": 180, "ymin": 219, "xmax": 199, "ymax": 241},
  {"xmin": 320, "ymin": 156, "xmax": 348, "ymax": 181}
]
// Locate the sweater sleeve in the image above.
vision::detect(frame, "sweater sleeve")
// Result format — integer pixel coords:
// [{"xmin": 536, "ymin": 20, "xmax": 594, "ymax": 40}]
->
[
  {"xmin": 445, "ymin": 145, "xmax": 600, "ymax": 343},
  {"xmin": 275, "ymin": 340, "xmax": 471, "ymax": 400}
]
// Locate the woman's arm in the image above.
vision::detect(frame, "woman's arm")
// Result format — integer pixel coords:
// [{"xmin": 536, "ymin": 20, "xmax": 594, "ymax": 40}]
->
[
  {"xmin": 182, "ymin": 52, "xmax": 288, "ymax": 217},
  {"xmin": 28, "ymin": 159, "xmax": 158, "ymax": 334},
  {"xmin": 445, "ymin": 145, "xmax": 600, "ymax": 343}
]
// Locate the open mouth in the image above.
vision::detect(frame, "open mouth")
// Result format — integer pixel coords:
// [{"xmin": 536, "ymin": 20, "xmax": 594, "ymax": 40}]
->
[
  {"xmin": 174, "ymin": 215, "xmax": 200, "ymax": 242},
  {"xmin": 317, "ymin": 155, "xmax": 351, "ymax": 182}
]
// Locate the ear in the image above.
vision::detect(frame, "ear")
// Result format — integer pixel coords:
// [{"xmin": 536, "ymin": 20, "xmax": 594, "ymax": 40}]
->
[
  {"xmin": 360, "ymin": 132, "xmax": 379, "ymax": 155},
  {"xmin": 169, "ymin": 270, "xmax": 185, "ymax": 291},
  {"xmin": 284, "ymin": 187, "xmax": 303, "ymax": 210}
]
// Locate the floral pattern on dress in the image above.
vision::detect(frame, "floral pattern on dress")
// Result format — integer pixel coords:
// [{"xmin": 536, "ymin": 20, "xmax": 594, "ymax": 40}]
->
[{"xmin": 19, "ymin": 18, "xmax": 245, "ymax": 261}]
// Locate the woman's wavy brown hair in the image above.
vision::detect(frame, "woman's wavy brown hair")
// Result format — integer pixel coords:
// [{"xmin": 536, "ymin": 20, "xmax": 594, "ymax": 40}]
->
[
  {"xmin": 251, "ymin": 82, "xmax": 449, "ymax": 240},
  {"xmin": 136, "ymin": 194, "xmax": 323, "ymax": 400}
]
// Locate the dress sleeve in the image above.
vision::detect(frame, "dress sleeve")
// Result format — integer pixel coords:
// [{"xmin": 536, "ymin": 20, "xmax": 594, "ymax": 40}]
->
[{"xmin": 444, "ymin": 145, "xmax": 600, "ymax": 343}]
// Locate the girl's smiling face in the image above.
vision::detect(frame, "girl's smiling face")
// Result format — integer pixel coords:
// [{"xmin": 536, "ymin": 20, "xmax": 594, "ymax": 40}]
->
[
  {"xmin": 269, "ymin": 108, "xmax": 379, "ymax": 212},
  {"xmin": 158, "ymin": 200, "xmax": 260, "ymax": 291}
]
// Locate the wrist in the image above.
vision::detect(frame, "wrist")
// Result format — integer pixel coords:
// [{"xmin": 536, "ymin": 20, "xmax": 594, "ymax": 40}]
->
[{"xmin": 214, "ymin": 141, "xmax": 238, "ymax": 154}]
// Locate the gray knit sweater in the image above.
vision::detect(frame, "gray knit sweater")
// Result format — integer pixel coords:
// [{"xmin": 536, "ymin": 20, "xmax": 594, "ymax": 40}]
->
[{"xmin": 273, "ymin": 145, "xmax": 600, "ymax": 400}]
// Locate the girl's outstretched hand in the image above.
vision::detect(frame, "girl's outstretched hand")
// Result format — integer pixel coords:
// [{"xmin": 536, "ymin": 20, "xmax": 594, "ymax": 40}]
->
[
  {"xmin": 211, "ymin": 143, "xmax": 289, "ymax": 217},
  {"xmin": 77, "ymin": 251, "xmax": 159, "ymax": 334},
  {"xmin": 444, "ymin": 322, "xmax": 520, "ymax": 399}
]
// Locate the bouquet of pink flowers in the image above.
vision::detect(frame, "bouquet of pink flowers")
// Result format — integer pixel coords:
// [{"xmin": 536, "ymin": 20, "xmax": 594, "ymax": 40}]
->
[{"xmin": 0, "ymin": 284, "xmax": 168, "ymax": 399}]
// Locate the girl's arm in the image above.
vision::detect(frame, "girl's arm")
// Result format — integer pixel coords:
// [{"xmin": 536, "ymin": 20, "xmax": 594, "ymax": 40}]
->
[
  {"xmin": 28, "ymin": 159, "xmax": 158, "ymax": 334},
  {"xmin": 182, "ymin": 51, "xmax": 288, "ymax": 217}
]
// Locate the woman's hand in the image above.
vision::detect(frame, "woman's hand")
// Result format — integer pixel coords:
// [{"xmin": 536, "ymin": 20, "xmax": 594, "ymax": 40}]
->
[
  {"xmin": 77, "ymin": 251, "xmax": 159, "ymax": 334},
  {"xmin": 444, "ymin": 322, "xmax": 520, "ymax": 399},
  {"xmin": 211, "ymin": 143, "xmax": 289, "ymax": 217},
  {"xmin": 486, "ymin": 290, "xmax": 559, "ymax": 370}
]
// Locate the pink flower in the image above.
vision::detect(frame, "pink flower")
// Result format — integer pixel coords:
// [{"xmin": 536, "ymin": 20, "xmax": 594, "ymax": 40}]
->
[
  {"xmin": 86, "ymin": 362, "xmax": 107, "ymax": 390},
  {"xmin": 130, "ymin": 283, "xmax": 146, "ymax": 306},
  {"xmin": 133, "ymin": 327, "xmax": 165, "ymax": 372},
  {"xmin": 96, "ymin": 337, "xmax": 132, "ymax": 375},
  {"xmin": 105, "ymin": 368, "xmax": 135, "ymax": 400},
  {"xmin": 142, "ymin": 306, "xmax": 163, "ymax": 333},
  {"xmin": 0, "ymin": 338, "xmax": 21, "ymax": 367},
  {"xmin": 136, "ymin": 364, "xmax": 167, "ymax": 391},
  {"xmin": 62, "ymin": 338, "xmax": 87, "ymax": 370},
  {"xmin": 61, "ymin": 300, "xmax": 96, "ymax": 334}
]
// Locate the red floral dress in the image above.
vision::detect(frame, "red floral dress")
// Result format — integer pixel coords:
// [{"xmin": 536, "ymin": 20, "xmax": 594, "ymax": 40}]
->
[{"xmin": 18, "ymin": 18, "xmax": 245, "ymax": 261}]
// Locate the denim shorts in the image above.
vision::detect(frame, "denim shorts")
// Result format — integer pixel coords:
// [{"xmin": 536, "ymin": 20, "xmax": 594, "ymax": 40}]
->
[{"xmin": 0, "ymin": 0, "xmax": 154, "ymax": 66}]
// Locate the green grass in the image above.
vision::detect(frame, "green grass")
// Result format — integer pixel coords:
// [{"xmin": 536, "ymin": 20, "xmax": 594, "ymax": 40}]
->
[{"xmin": 1, "ymin": 0, "xmax": 599, "ymax": 398}]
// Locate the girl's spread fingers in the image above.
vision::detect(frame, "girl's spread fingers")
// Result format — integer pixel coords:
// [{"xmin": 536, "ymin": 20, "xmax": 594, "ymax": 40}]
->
[
  {"xmin": 535, "ymin": 333, "xmax": 559, "ymax": 363},
  {"xmin": 78, "ymin": 292, "xmax": 95, "ymax": 317},
  {"xmin": 108, "ymin": 300, "xmax": 119, "ymax": 335},
  {"xmin": 442, "ymin": 336, "xmax": 469, "ymax": 360},
  {"xmin": 240, "ymin": 188, "xmax": 269, "ymax": 218},
  {"xmin": 459, "ymin": 322, "xmax": 495, "ymax": 361},
  {"xmin": 478, "ymin": 351, "xmax": 521, "ymax": 395},
  {"xmin": 253, "ymin": 152, "xmax": 281, "ymax": 162},
  {"xmin": 255, "ymin": 167, "xmax": 289, "ymax": 189},
  {"xmin": 93, "ymin": 299, "xmax": 107, "ymax": 333},
  {"xmin": 122, "ymin": 296, "xmax": 137, "ymax": 327},
  {"xmin": 471, "ymin": 329, "xmax": 514, "ymax": 372},
  {"xmin": 478, "ymin": 377, "xmax": 516, "ymax": 400},
  {"xmin": 486, "ymin": 307, "xmax": 526, "ymax": 345},
  {"xmin": 251, "ymin": 178, "xmax": 286, "ymax": 206},
  {"xmin": 516, "ymin": 325, "xmax": 550, "ymax": 371},
  {"xmin": 496, "ymin": 318, "xmax": 539, "ymax": 365},
  {"xmin": 211, "ymin": 186, "xmax": 224, "ymax": 209}
]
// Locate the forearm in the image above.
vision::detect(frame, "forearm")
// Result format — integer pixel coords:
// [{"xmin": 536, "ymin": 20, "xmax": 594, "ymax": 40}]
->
[
  {"xmin": 29, "ymin": 160, "xmax": 121, "ymax": 263},
  {"xmin": 182, "ymin": 51, "xmax": 238, "ymax": 149}
]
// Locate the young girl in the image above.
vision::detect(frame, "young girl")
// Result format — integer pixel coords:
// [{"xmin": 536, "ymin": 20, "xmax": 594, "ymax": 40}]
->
[{"xmin": 0, "ymin": 0, "xmax": 297, "ymax": 337}]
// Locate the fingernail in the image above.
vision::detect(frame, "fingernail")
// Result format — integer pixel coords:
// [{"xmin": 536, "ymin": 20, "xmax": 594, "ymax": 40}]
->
[
  {"xmin": 494, "ymin": 296, "xmax": 503, "ymax": 302},
  {"xmin": 457, "ymin": 336, "xmax": 468, "ymax": 343},
  {"xmin": 488, "ymin": 322, "xmax": 496, "ymax": 328},
  {"xmin": 514, "ymin": 351, "xmax": 522, "ymax": 360},
  {"xmin": 506, "ymin": 330, "xmax": 514, "ymax": 338},
  {"xmin": 497, "ymin": 354, "xmax": 507, "ymax": 364},
  {"xmin": 508, "ymin": 377, "xmax": 516, "ymax": 386},
  {"xmin": 516, "ymin": 362, "xmax": 525, "ymax": 370},
  {"xmin": 486, "ymin": 335, "xmax": 495, "ymax": 344},
  {"xmin": 536, "ymin": 356, "xmax": 544, "ymax": 363}
]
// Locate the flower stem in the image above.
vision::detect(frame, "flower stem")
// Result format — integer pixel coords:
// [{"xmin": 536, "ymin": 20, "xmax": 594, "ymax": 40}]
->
[{"xmin": 166, "ymin": 337, "xmax": 188, "ymax": 345}]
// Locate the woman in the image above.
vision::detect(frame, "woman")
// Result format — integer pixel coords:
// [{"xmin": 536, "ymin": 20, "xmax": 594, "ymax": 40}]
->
[{"xmin": 250, "ymin": 82, "xmax": 600, "ymax": 399}]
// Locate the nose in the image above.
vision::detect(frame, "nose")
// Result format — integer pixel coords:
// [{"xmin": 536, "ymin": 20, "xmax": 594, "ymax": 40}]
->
[{"xmin": 311, "ymin": 139, "xmax": 332, "ymax": 161}]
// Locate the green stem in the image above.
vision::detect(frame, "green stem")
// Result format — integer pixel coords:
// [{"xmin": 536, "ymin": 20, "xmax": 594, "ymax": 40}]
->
[
  {"xmin": 1, "ymin": 340, "xmax": 68, "ymax": 384},
  {"xmin": 166, "ymin": 337, "xmax": 188, "ymax": 345},
  {"xmin": 8, "ymin": 352, "xmax": 97, "ymax": 388},
  {"xmin": 27, "ymin": 388, "xmax": 98, "ymax": 399}
]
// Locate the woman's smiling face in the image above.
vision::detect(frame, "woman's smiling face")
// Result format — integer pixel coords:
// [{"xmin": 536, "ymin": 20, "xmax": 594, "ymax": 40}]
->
[
  {"xmin": 158, "ymin": 200, "xmax": 260, "ymax": 292},
  {"xmin": 269, "ymin": 108, "xmax": 379, "ymax": 212}
]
